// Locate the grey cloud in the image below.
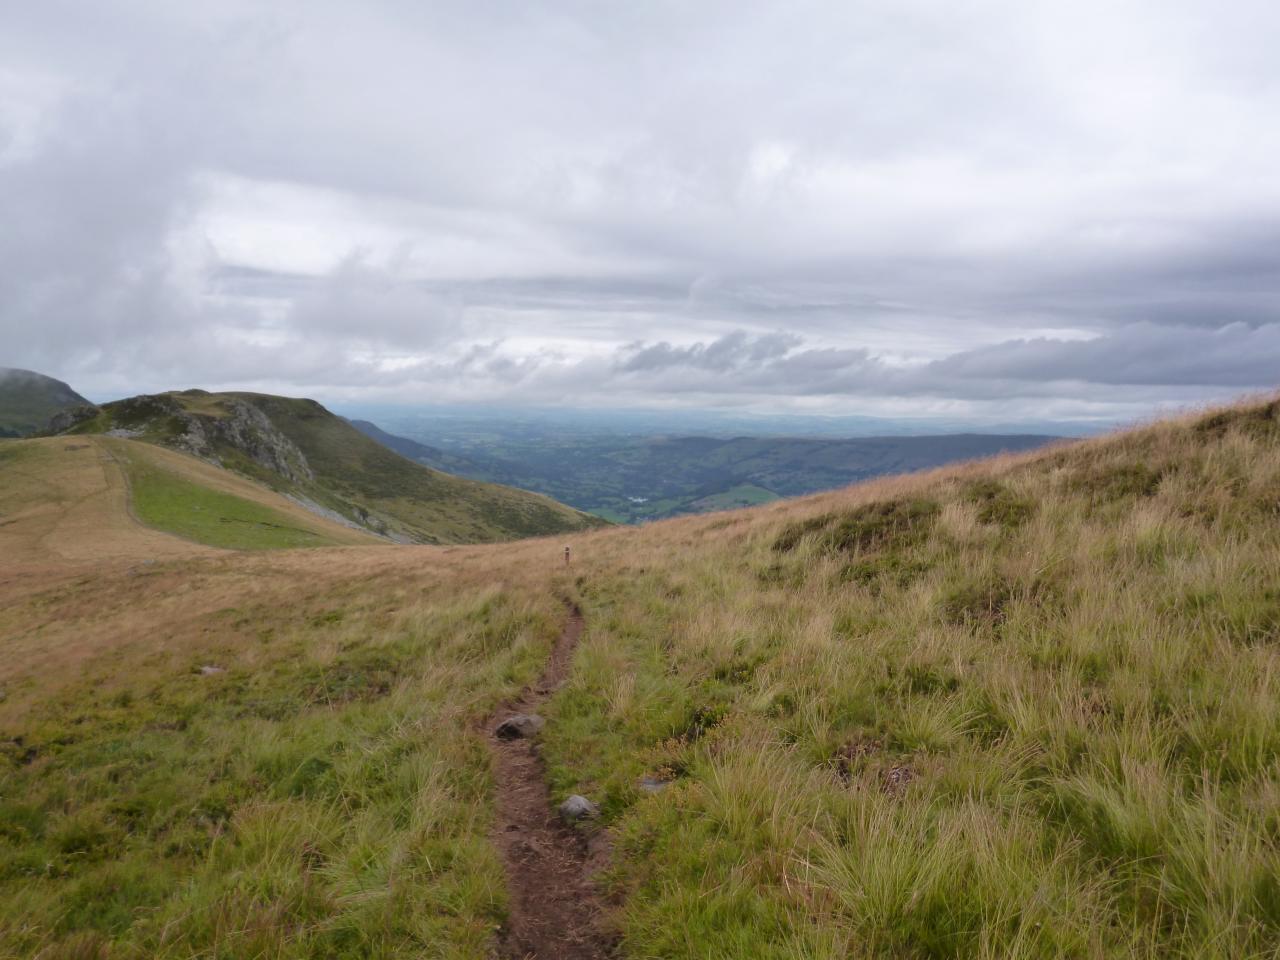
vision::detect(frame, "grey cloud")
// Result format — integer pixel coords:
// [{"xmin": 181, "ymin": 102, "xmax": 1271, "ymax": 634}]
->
[
  {"xmin": 932, "ymin": 323, "xmax": 1280, "ymax": 388},
  {"xmin": 2, "ymin": 1, "xmax": 1280, "ymax": 422},
  {"xmin": 286, "ymin": 254, "xmax": 465, "ymax": 348},
  {"xmin": 618, "ymin": 331, "xmax": 801, "ymax": 373},
  {"xmin": 552, "ymin": 326, "xmax": 1280, "ymax": 405}
]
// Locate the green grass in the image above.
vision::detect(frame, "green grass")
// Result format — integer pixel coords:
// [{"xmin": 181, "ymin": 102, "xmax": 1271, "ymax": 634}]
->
[
  {"xmin": 124, "ymin": 458, "xmax": 342, "ymax": 550},
  {"xmin": 533, "ymin": 400, "xmax": 1280, "ymax": 958},
  {"xmin": 0, "ymin": 584, "xmax": 562, "ymax": 959},
  {"xmin": 589, "ymin": 507, "xmax": 630, "ymax": 524}
]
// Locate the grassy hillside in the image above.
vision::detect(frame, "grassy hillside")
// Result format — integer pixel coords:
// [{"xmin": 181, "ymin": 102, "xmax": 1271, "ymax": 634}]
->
[
  {"xmin": 243, "ymin": 394, "xmax": 596, "ymax": 542},
  {"xmin": 5, "ymin": 396, "xmax": 1280, "ymax": 957},
  {"xmin": 0, "ymin": 368, "xmax": 90, "ymax": 437},
  {"xmin": 0, "ymin": 546, "xmax": 564, "ymax": 960},
  {"xmin": 63, "ymin": 390, "xmax": 605, "ymax": 544},
  {"xmin": 544, "ymin": 398, "xmax": 1280, "ymax": 958},
  {"xmin": 0, "ymin": 437, "xmax": 379, "ymax": 561},
  {"xmin": 112, "ymin": 440, "xmax": 381, "ymax": 550}
]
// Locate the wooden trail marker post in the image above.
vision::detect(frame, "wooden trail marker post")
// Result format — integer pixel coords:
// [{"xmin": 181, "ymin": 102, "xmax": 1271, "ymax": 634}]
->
[{"xmin": 564, "ymin": 546, "xmax": 571, "ymax": 566}]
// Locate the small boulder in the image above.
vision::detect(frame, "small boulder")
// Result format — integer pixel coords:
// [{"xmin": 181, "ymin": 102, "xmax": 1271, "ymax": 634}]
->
[
  {"xmin": 494, "ymin": 714, "xmax": 545, "ymax": 739},
  {"xmin": 559, "ymin": 794, "xmax": 599, "ymax": 822},
  {"xmin": 198, "ymin": 665, "xmax": 226, "ymax": 676}
]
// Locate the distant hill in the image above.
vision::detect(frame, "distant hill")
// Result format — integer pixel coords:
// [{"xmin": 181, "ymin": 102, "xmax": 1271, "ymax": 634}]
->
[
  {"xmin": 0, "ymin": 367, "xmax": 91, "ymax": 437},
  {"xmin": 56, "ymin": 390, "xmax": 605, "ymax": 544},
  {"xmin": 346, "ymin": 418, "xmax": 482, "ymax": 476}
]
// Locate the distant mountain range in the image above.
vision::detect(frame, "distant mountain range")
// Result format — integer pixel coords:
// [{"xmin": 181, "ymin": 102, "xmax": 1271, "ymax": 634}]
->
[
  {"xmin": 351, "ymin": 417, "xmax": 1065, "ymax": 522},
  {"xmin": 346, "ymin": 418, "xmax": 482, "ymax": 476},
  {"xmin": 340, "ymin": 401, "xmax": 1104, "ymax": 439}
]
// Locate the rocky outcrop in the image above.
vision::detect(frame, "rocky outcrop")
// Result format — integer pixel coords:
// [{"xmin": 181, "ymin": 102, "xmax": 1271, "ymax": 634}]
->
[
  {"xmin": 173, "ymin": 399, "xmax": 314, "ymax": 484},
  {"xmin": 47, "ymin": 403, "xmax": 100, "ymax": 434},
  {"xmin": 98, "ymin": 393, "xmax": 314, "ymax": 484}
]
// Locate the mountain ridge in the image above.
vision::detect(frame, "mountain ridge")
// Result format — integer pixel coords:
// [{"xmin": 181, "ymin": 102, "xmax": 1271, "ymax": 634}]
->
[{"xmin": 55, "ymin": 388, "xmax": 604, "ymax": 544}]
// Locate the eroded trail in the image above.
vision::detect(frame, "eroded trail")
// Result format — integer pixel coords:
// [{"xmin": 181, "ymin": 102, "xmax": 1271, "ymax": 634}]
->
[{"xmin": 488, "ymin": 607, "xmax": 615, "ymax": 959}]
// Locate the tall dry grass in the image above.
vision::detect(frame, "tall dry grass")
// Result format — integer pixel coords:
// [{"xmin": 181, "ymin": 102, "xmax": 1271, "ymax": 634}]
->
[{"xmin": 537, "ymin": 395, "xmax": 1280, "ymax": 958}]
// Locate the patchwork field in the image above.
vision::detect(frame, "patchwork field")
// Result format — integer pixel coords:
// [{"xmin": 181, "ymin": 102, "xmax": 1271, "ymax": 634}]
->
[{"xmin": 4, "ymin": 398, "xmax": 1280, "ymax": 958}]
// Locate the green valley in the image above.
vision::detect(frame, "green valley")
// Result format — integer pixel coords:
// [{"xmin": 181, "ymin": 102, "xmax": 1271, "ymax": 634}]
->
[{"xmin": 352, "ymin": 418, "xmax": 1059, "ymax": 523}]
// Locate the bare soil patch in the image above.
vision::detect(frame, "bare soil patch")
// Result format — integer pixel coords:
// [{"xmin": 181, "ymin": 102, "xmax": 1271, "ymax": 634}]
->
[{"xmin": 488, "ymin": 607, "xmax": 616, "ymax": 959}]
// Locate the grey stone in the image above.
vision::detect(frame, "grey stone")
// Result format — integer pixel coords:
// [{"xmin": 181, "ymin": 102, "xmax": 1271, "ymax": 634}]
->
[
  {"xmin": 638, "ymin": 776, "xmax": 670, "ymax": 794},
  {"xmin": 198, "ymin": 665, "xmax": 226, "ymax": 676},
  {"xmin": 494, "ymin": 714, "xmax": 545, "ymax": 739},
  {"xmin": 47, "ymin": 404, "xmax": 100, "ymax": 434},
  {"xmin": 559, "ymin": 794, "xmax": 599, "ymax": 822},
  {"xmin": 95, "ymin": 393, "xmax": 315, "ymax": 483}
]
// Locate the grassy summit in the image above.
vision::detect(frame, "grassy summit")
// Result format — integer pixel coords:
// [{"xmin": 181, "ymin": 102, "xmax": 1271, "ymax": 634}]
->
[
  {"xmin": 3, "ymin": 396, "xmax": 1280, "ymax": 957},
  {"xmin": 61, "ymin": 389, "xmax": 605, "ymax": 544}
]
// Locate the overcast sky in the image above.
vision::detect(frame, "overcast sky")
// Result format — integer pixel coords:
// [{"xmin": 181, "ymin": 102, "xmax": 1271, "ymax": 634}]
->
[{"xmin": 3, "ymin": 0, "xmax": 1279, "ymax": 424}]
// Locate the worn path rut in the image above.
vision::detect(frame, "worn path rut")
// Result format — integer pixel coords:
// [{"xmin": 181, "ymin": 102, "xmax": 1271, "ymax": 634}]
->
[{"xmin": 488, "ymin": 606, "xmax": 616, "ymax": 959}]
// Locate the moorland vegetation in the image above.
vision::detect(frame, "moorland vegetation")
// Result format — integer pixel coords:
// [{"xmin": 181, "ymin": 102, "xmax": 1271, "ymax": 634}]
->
[{"xmin": 3, "ymin": 396, "xmax": 1280, "ymax": 957}]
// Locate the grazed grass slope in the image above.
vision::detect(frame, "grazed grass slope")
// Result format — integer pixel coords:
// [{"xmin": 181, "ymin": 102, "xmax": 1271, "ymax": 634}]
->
[
  {"xmin": 5, "ymin": 396, "xmax": 1280, "ymax": 958},
  {"xmin": 0, "ymin": 438, "xmax": 222, "ymax": 565},
  {"xmin": 117, "ymin": 442, "xmax": 371, "ymax": 550},
  {"xmin": 0, "ymin": 547, "xmax": 569, "ymax": 960},
  {"xmin": 0, "ymin": 437, "xmax": 378, "ymax": 561},
  {"xmin": 126, "ymin": 459, "xmax": 337, "ymax": 550}
]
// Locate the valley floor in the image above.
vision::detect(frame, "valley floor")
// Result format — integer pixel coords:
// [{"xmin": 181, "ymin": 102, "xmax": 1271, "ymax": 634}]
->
[{"xmin": 4, "ymin": 398, "xmax": 1280, "ymax": 957}]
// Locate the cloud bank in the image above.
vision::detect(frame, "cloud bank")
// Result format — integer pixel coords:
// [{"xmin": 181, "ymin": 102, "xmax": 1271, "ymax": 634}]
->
[{"xmin": 3, "ymin": 0, "xmax": 1279, "ymax": 423}]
